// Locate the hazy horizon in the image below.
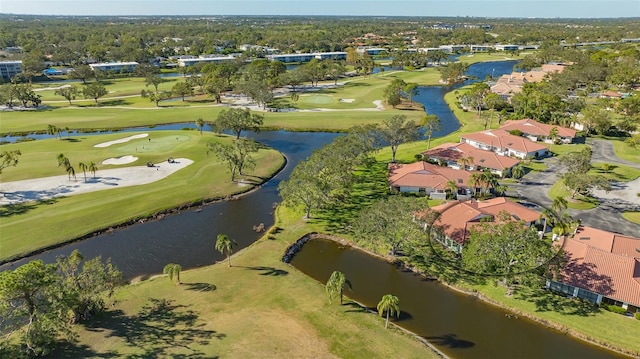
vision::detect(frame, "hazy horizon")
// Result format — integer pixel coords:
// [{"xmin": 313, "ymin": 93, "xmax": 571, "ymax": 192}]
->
[{"xmin": 1, "ymin": 0, "xmax": 639, "ymax": 19}]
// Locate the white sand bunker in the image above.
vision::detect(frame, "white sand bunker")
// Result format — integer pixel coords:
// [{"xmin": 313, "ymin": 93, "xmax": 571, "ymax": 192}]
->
[
  {"xmin": 0, "ymin": 158, "xmax": 193, "ymax": 205},
  {"xmin": 373, "ymin": 100, "xmax": 385, "ymax": 110},
  {"xmin": 339, "ymin": 98, "xmax": 355, "ymax": 103},
  {"xmin": 94, "ymin": 133, "xmax": 148, "ymax": 148},
  {"xmin": 102, "ymin": 155, "xmax": 138, "ymax": 165}
]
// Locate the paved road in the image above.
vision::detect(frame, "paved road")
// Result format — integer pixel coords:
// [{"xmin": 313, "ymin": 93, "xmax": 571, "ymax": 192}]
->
[
  {"xmin": 589, "ymin": 138, "xmax": 640, "ymax": 168},
  {"xmin": 510, "ymin": 142, "xmax": 640, "ymax": 238}
]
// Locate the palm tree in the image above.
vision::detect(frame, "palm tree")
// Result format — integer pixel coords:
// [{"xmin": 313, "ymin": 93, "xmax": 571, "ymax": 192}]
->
[
  {"xmin": 377, "ymin": 294, "xmax": 400, "ymax": 329},
  {"xmin": 57, "ymin": 153, "xmax": 70, "ymax": 168},
  {"xmin": 511, "ymin": 163, "xmax": 525, "ymax": 179},
  {"xmin": 66, "ymin": 165, "xmax": 76, "ymax": 181},
  {"xmin": 469, "ymin": 172, "xmax": 483, "ymax": 197},
  {"xmin": 325, "ymin": 271, "xmax": 348, "ymax": 304},
  {"xmin": 163, "ymin": 263, "xmax": 182, "ymax": 285},
  {"xmin": 196, "ymin": 117, "xmax": 205, "ymax": 135},
  {"xmin": 215, "ymin": 233, "xmax": 237, "ymax": 267},
  {"xmin": 78, "ymin": 162, "xmax": 88, "ymax": 182},
  {"xmin": 47, "ymin": 124, "xmax": 61, "ymax": 139},
  {"xmin": 457, "ymin": 155, "xmax": 474, "ymax": 170},
  {"xmin": 88, "ymin": 161, "xmax": 98, "ymax": 179},
  {"xmin": 551, "ymin": 197, "xmax": 568, "ymax": 214},
  {"xmin": 446, "ymin": 180, "xmax": 458, "ymax": 199}
]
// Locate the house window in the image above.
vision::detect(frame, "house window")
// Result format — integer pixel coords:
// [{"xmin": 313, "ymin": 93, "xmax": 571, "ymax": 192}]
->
[
  {"xmin": 576, "ymin": 288, "xmax": 599, "ymax": 303},
  {"xmin": 548, "ymin": 281, "xmax": 575, "ymax": 295}
]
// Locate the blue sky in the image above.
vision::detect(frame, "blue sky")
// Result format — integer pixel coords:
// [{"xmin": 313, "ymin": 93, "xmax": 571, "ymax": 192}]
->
[{"xmin": 1, "ymin": 0, "xmax": 639, "ymax": 18}]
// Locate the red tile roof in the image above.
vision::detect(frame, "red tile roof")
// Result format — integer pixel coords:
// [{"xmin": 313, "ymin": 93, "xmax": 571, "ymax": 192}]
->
[
  {"xmin": 560, "ymin": 226, "xmax": 640, "ymax": 307},
  {"xmin": 388, "ymin": 162, "xmax": 472, "ymax": 190},
  {"xmin": 461, "ymin": 129, "xmax": 547, "ymax": 155},
  {"xmin": 431, "ymin": 199, "xmax": 540, "ymax": 245},
  {"xmin": 500, "ymin": 119, "xmax": 576, "ymax": 139},
  {"xmin": 424, "ymin": 142, "xmax": 520, "ymax": 171}
]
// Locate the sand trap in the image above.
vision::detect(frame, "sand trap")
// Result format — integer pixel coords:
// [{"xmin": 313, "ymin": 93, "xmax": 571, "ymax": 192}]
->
[
  {"xmin": 373, "ymin": 100, "xmax": 385, "ymax": 110},
  {"xmin": 94, "ymin": 133, "xmax": 148, "ymax": 148},
  {"xmin": 102, "ymin": 155, "xmax": 138, "ymax": 165},
  {"xmin": 0, "ymin": 158, "xmax": 193, "ymax": 205},
  {"xmin": 339, "ymin": 98, "xmax": 355, "ymax": 103}
]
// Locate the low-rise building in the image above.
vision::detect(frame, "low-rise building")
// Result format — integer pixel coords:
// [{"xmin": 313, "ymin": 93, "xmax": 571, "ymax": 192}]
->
[
  {"xmin": 89, "ymin": 61, "xmax": 138, "ymax": 73},
  {"xmin": 494, "ymin": 44, "xmax": 519, "ymax": 51},
  {"xmin": 388, "ymin": 162, "xmax": 474, "ymax": 200},
  {"xmin": 499, "ymin": 119, "xmax": 577, "ymax": 144},
  {"xmin": 428, "ymin": 198, "xmax": 541, "ymax": 253},
  {"xmin": 460, "ymin": 129, "xmax": 549, "ymax": 159},
  {"xmin": 424, "ymin": 142, "xmax": 521, "ymax": 177},
  {"xmin": 547, "ymin": 226, "xmax": 640, "ymax": 313},
  {"xmin": 0, "ymin": 60, "xmax": 22, "ymax": 81},
  {"xmin": 177, "ymin": 56, "xmax": 236, "ymax": 67}
]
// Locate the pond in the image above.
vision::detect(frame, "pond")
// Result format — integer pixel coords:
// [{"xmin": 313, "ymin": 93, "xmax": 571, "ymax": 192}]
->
[{"xmin": 290, "ymin": 237, "xmax": 627, "ymax": 359}]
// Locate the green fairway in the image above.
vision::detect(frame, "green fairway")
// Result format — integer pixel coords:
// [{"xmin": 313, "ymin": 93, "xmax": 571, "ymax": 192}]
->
[
  {"xmin": 66, "ymin": 221, "xmax": 438, "ymax": 358},
  {"xmin": 0, "ymin": 131, "xmax": 285, "ymax": 262}
]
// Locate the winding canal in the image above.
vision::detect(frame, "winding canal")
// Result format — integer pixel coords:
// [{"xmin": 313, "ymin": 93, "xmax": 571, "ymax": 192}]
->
[{"xmin": 4, "ymin": 60, "xmax": 626, "ymax": 358}]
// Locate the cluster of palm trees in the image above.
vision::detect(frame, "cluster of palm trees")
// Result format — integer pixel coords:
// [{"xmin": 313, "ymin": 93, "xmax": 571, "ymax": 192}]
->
[
  {"xmin": 325, "ymin": 270, "xmax": 400, "ymax": 329},
  {"xmin": 469, "ymin": 169, "xmax": 501, "ymax": 197},
  {"xmin": 57, "ymin": 153, "xmax": 98, "ymax": 182}
]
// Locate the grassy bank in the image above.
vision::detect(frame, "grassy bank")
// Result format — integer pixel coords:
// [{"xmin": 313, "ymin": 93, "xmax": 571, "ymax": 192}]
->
[
  {"xmin": 65, "ymin": 216, "xmax": 437, "ymax": 358},
  {"xmin": 0, "ymin": 131, "xmax": 285, "ymax": 262}
]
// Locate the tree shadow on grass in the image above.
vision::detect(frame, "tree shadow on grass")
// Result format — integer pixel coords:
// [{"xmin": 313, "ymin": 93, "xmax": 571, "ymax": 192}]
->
[
  {"xmin": 239, "ymin": 266, "xmax": 289, "ymax": 276},
  {"xmin": 183, "ymin": 282, "xmax": 217, "ymax": 292},
  {"xmin": 85, "ymin": 298, "xmax": 224, "ymax": 358},
  {"xmin": 0, "ymin": 198, "xmax": 58, "ymax": 217},
  {"xmin": 47, "ymin": 342, "xmax": 120, "ymax": 358},
  {"xmin": 513, "ymin": 285, "xmax": 600, "ymax": 317}
]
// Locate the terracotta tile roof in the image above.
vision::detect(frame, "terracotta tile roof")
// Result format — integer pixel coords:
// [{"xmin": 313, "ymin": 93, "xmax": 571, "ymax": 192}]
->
[
  {"xmin": 424, "ymin": 142, "xmax": 520, "ymax": 171},
  {"xmin": 432, "ymin": 199, "xmax": 540, "ymax": 245},
  {"xmin": 500, "ymin": 119, "xmax": 576, "ymax": 139},
  {"xmin": 541, "ymin": 64, "xmax": 567, "ymax": 73},
  {"xmin": 388, "ymin": 162, "xmax": 472, "ymax": 190},
  {"xmin": 561, "ymin": 226, "xmax": 640, "ymax": 307},
  {"xmin": 476, "ymin": 197, "xmax": 540, "ymax": 223},
  {"xmin": 461, "ymin": 129, "xmax": 548, "ymax": 155}
]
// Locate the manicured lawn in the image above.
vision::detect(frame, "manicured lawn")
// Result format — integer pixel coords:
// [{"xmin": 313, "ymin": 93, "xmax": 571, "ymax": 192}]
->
[
  {"xmin": 611, "ymin": 139, "xmax": 640, "ymax": 164},
  {"xmin": 548, "ymin": 181, "xmax": 599, "ymax": 210},
  {"xmin": 0, "ymin": 131, "xmax": 285, "ymax": 262},
  {"xmin": 65, "ymin": 215, "xmax": 438, "ymax": 358},
  {"xmin": 622, "ymin": 211, "xmax": 640, "ymax": 224},
  {"xmin": 549, "ymin": 143, "xmax": 588, "ymax": 156},
  {"xmin": 457, "ymin": 52, "xmax": 526, "ymax": 64},
  {"xmin": 591, "ymin": 162, "xmax": 640, "ymax": 182}
]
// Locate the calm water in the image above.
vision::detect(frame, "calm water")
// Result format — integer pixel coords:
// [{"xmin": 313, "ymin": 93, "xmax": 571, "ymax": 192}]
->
[
  {"xmin": 2, "ymin": 59, "xmax": 628, "ymax": 358},
  {"xmin": 290, "ymin": 238, "xmax": 627, "ymax": 359}
]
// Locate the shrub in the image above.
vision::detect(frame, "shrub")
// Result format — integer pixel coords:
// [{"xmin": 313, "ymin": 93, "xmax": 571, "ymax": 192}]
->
[
  {"xmin": 635, "ymin": 312, "xmax": 640, "ymax": 320},
  {"xmin": 601, "ymin": 303, "xmax": 626, "ymax": 314}
]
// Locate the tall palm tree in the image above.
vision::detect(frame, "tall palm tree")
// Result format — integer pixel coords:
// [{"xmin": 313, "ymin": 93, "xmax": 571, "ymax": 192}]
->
[
  {"xmin": 66, "ymin": 165, "xmax": 76, "ymax": 181},
  {"xmin": 163, "ymin": 263, "xmax": 182, "ymax": 285},
  {"xmin": 377, "ymin": 294, "xmax": 400, "ymax": 329},
  {"xmin": 446, "ymin": 180, "xmax": 458, "ymax": 199},
  {"xmin": 57, "ymin": 153, "xmax": 70, "ymax": 168},
  {"xmin": 215, "ymin": 233, "xmax": 237, "ymax": 267},
  {"xmin": 196, "ymin": 117, "xmax": 205, "ymax": 135},
  {"xmin": 551, "ymin": 197, "xmax": 568, "ymax": 214},
  {"xmin": 511, "ymin": 163, "xmax": 525, "ymax": 179},
  {"xmin": 325, "ymin": 271, "xmax": 348, "ymax": 304},
  {"xmin": 88, "ymin": 161, "xmax": 98, "ymax": 179},
  {"xmin": 78, "ymin": 162, "xmax": 88, "ymax": 182}
]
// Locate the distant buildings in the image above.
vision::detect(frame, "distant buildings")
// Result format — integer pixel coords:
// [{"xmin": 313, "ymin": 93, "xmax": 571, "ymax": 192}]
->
[
  {"xmin": 89, "ymin": 62, "xmax": 138, "ymax": 73},
  {"xmin": 460, "ymin": 129, "xmax": 549, "ymax": 159},
  {"xmin": 177, "ymin": 56, "xmax": 236, "ymax": 67},
  {"xmin": 0, "ymin": 60, "xmax": 22, "ymax": 81},
  {"xmin": 266, "ymin": 51, "xmax": 347, "ymax": 63}
]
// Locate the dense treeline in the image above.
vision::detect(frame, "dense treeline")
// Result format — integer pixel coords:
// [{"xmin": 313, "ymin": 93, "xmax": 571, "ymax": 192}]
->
[{"xmin": 1, "ymin": 15, "xmax": 639, "ymax": 65}]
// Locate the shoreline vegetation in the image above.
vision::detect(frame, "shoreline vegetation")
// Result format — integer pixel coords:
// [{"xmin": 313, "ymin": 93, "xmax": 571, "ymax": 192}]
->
[{"xmin": 4, "ymin": 57, "xmax": 638, "ymax": 357}]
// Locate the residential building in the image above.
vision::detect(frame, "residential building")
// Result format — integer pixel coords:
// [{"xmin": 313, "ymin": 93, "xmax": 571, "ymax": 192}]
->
[
  {"xmin": 0, "ymin": 60, "xmax": 22, "ymax": 81},
  {"xmin": 265, "ymin": 51, "xmax": 347, "ymax": 63},
  {"xmin": 470, "ymin": 45, "xmax": 492, "ymax": 52},
  {"xmin": 356, "ymin": 47, "xmax": 387, "ymax": 56},
  {"xmin": 547, "ymin": 226, "xmax": 640, "ymax": 312},
  {"xmin": 388, "ymin": 162, "xmax": 474, "ymax": 200},
  {"xmin": 89, "ymin": 62, "xmax": 138, "ymax": 73},
  {"xmin": 177, "ymin": 56, "xmax": 236, "ymax": 67},
  {"xmin": 494, "ymin": 44, "xmax": 519, "ymax": 51},
  {"xmin": 460, "ymin": 129, "xmax": 549, "ymax": 159},
  {"xmin": 424, "ymin": 142, "xmax": 521, "ymax": 177},
  {"xmin": 429, "ymin": 198, "xmax": 541, "ymax": 253},
  {"xmin": 499, "ymin": 119, "xmax": 577, "ymax": 144}
]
